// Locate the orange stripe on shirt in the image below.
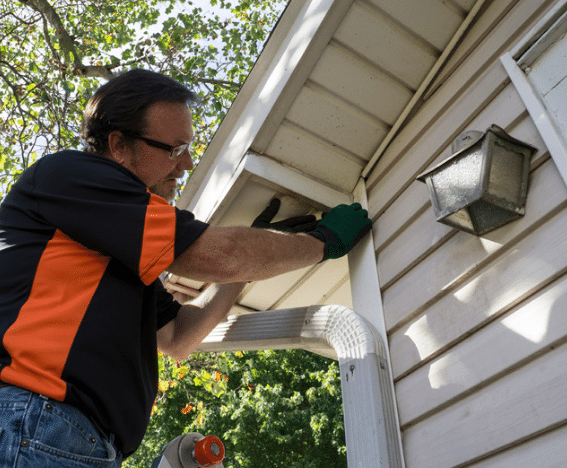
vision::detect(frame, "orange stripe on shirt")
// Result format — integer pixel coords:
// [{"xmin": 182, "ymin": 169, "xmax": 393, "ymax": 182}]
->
[
  {"xmin": 0, "ymin": 229, "xmax": 110, "ymax": 400},
  {"xmin": 139, "ymin": 193, "xmax": 176, "ymax": 285}
]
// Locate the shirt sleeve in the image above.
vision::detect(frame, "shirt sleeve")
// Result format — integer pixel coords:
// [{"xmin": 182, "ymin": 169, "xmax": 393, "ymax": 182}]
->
[
  {"xmin": 26, "ymin": 151, "xmax": 209, "ymax": 285},
  {"xmin": 156, "ymin": 280, "xmax": 182, "ymax": 330}
]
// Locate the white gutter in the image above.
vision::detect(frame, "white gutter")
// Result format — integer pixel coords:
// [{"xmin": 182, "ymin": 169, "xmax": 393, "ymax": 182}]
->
[
  {"xmin": 196, "ymin": 304, "xmax": 403, "ymax": 468},
  {"xmin": 360, "ymin": 0, "xmax": 488, "ymax": 179}
]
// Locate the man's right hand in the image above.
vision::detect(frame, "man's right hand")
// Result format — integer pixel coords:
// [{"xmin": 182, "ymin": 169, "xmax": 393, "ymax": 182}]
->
[
  {"xmin": 307, "ymin": 203, "xmax": 372, "ymax": 260},
  {"xmin": 252, "ymin": 198, "xmax": 318, "ymax": 233}
]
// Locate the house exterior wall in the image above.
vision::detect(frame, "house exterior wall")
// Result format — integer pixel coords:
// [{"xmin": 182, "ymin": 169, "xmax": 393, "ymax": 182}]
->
[{"xmin": 365, "ymin": 0, "xmax": 567, "ymax": 466}]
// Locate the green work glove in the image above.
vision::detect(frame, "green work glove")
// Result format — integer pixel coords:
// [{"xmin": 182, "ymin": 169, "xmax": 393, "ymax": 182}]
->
[
  {"xmin": 307, "ymin": 203, "xmax": 372, "ymax": 260},
  {"xmin": 252, "ymin": 198, "xmax": 319, "ymax": 233}
]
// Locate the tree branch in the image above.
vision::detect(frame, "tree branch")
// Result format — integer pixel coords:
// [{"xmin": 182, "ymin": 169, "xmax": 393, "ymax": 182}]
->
[
  {"xmin": 21, "ymin": 0, "xmax": 81, "ymax": 69},
  {"xmin": 19, "ymin": 0, "xmax": 122, "ymax": 80},
  {"xmin": 76, "ymin": 64, "xmax": 119, "ymax": 80},
  {"xmin": 40, "ymin": 14, "xmax": 60, "ymax": 65},
  {"xmin": 197, "ymin": 77, "xmax": 241, "ymax": 91}
]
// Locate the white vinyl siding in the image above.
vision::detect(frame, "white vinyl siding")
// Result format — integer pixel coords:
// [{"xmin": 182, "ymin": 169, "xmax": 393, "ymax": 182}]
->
[{"xmin": 366, "ymin": 0, "xmax": 567, "ymax": 465}]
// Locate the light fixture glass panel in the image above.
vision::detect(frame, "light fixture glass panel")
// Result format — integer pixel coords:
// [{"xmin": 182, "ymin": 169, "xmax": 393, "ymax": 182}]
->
[
  {"xmin": 443, "ymin": 208, "xmax": 475, "ymax": 232},
  {"xmin": 430, "ymin": 149, "xmax": 484, "ymax": 211},
  {"xmin": 487, "ymin": 141, "xmax": 526, "ymax": 205},
  {"xmin": 468, "ymin": 199, "xmax": 520, "ymax": 235}
]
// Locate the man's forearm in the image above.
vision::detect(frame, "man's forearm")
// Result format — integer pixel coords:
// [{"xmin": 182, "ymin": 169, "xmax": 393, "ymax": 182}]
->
[
  {"xmin": 167, "ymin": 226, "xmax": 325, "ymax": 284},
  {"xmin": 157, "ymin": 282, "xmax": 246, "ymax": 360}
]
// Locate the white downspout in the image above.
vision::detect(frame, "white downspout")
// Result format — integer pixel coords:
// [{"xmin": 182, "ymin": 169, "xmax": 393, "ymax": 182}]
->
[
  {"xmin": 196, "ymin": 304, "xmax": 403, "ymax": 467},
  {"xmin": 348, "ymin": 178, "xmax": 406, "ymax": 467}
]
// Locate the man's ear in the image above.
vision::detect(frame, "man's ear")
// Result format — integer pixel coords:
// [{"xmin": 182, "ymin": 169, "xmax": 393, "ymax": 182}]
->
[{"xmin": 107, "ymin": 130, "xmax": 129, "ymax": 165}]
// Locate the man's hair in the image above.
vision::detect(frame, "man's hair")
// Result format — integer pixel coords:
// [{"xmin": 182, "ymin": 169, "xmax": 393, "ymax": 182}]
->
[{"xmin": 81, "ymin": 69, "xmax": 197, "ymax": 155}]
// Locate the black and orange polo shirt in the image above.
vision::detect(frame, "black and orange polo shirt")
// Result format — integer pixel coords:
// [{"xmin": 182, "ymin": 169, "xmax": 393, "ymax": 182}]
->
[{"xmin": 0, "ymin": 150, "xmax": 209, "ymax": 456}]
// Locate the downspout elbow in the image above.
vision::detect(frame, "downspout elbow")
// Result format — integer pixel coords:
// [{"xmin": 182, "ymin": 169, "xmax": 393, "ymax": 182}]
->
[{"xmin": 300, "ymin": 304, "xmax": 386, "ymax": 361}]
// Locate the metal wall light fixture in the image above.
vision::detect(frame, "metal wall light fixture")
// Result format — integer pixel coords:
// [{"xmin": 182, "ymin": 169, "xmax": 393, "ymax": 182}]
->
[{"xmin": 417, "ymin": 125, "xmax": 537, "ymax": 236}]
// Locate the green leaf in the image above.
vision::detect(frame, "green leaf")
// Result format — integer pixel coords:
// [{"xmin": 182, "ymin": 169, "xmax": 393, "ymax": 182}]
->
[{"xmin": 62, "ymin": 81, "xmax": 75, "ymax": 94}]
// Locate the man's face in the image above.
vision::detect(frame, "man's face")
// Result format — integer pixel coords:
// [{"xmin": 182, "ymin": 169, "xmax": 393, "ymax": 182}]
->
[{"xmin": 123, "ymin": 101, "xmax": 194, "ymax": 203}]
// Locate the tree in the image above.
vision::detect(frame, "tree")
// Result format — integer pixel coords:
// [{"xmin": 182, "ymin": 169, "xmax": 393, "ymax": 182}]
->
[
  {"xmin": 0, "ymin": 0, "xmax": 284, "ymax": 200},
  {"xmin": 126, "ymin": 350, "xmax": 346, "ymax": 468}
]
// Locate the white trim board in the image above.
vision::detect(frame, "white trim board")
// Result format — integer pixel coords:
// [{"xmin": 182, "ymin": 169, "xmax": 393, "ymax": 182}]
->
[
  {"xmin": 201, "ymin": 151, "xmax": 352, "ymax": 226},
  {"xmin": 500, "ymin": 1, "xmax": 567, "ymax": 188}
]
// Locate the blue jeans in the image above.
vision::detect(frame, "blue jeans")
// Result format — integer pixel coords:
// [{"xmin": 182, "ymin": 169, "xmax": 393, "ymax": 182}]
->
[{"xmin": 0, "ymin": 386, "xmax": 122, "ymax": 468}]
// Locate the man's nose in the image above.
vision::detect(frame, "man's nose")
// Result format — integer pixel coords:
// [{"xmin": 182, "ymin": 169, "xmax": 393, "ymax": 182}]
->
[{"xmin": 176, "ymin": 149, "xmax": 194, "ymax": 171}]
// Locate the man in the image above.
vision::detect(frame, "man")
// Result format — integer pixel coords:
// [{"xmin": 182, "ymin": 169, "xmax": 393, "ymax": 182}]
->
[{"xmin": 0, "ymin": 69, "xmax": 371, "ymax": 466}]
